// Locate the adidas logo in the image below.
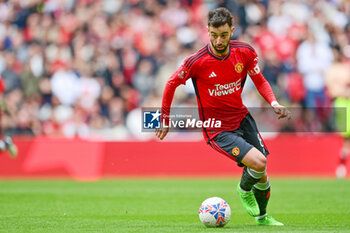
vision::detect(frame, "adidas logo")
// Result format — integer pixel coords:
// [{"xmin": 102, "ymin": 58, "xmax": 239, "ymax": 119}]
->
[{"xmin": 209, "ymin": 72, "xmax": 217, "ymax": 78}]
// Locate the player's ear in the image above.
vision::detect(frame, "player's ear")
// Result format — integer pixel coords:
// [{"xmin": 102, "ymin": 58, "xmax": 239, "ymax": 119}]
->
[{"xmin": 231, "ymin": 26, "xmax": 235, "ymax": 36}]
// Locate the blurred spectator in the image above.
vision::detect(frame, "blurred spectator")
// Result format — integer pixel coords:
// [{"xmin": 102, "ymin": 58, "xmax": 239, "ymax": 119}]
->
[
  {"xmin": 325, "ymin": 49, "xmax": 350, "ymax": 178},
  {"xmin": 1, "ymin": 52, "xmax": 22, "ymax": 93},
  {"xmin": 133, "ymin": 58, "xmax": 155, "ymax": 101},
  {"xmin": 50, "ymin": 65, "xmax": 80, "ymax": 106},
  {"xmin": 296, "ymin": 31, "xmax": 333, "ymax": 108}
]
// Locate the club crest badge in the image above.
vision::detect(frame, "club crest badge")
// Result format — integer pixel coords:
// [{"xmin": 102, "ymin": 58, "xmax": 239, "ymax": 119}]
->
[
  {"xmin": 232, "ymin": 147, "xmax": 240, "ymax": 156},
  {"xmin": 235, "ymin": 63, "xmax": 244, "ymax": 73}
]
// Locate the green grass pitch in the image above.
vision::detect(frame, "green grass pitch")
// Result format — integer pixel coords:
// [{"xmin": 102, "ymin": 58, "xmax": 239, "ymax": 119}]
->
[{"xmin": 0, "ymin": 178, "xmax": 350, "ymax": 233}]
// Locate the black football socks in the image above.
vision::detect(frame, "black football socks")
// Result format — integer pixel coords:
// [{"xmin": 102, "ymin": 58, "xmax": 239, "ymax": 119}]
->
[
  {"xmin": 252, "ymin": 179, "xmax": 271, "ymax": 216},
  {"xmin": 239, "ymin": 166, "xmax": 265, "ymax": 192}
]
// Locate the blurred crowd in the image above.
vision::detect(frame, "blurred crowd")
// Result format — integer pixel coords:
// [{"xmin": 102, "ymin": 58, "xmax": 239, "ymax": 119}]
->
[{"xmin": 0, "ymin": 0, "xmax": 349, "ymax": 140}]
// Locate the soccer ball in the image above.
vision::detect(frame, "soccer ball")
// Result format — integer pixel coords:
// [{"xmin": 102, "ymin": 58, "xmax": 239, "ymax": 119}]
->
[{"xmin": 198, "ymin": 197, "xmax": 231, "ymax": 227}]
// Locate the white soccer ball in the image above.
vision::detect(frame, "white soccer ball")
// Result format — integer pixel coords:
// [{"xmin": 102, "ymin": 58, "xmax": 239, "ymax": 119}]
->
[{"xmin": 198, "ymin": 197, "xmax": 231, "ymax": 227}]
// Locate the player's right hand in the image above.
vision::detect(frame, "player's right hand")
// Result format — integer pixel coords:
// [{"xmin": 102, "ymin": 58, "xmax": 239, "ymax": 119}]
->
[
  {"xmin": 155, "ymin": 127, "xmax": 169, "ymax": 140},
  {"xmin": 272, "ymin": 103, "xmax": 291, "ymax": 120}
]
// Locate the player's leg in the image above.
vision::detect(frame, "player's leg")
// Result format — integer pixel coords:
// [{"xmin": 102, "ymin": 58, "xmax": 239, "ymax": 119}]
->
[
  {"xmin": 252, "ymin": 173, "xmax": 283, "ymax": 225},
  {"xmin": 241, "ymin": 113, "xmax": 283, "ymax": 225},
  {"xmin": 0, "ymin": 109, "xmax": 4, "ymax": 153},
  {"xmin": 336, "ymin": 137, "xmax": 350, "ymax": 178},
  {"xmin": 237, "ymin": 148, "xmax": 266, "ymax": 217},
  {"xmin": 242, "ymin": 154, "xmax": 283, "ymax": 225},
  {"xmin": 0, "ymin": 98, "xmax": 17, "ymax": 158},
  {"xmin": 233, "ymin": 115, "xmax": 268, "ymax": 217},
  {"xmin": 0, "ymin": 139, "xmax": 6, "ymax": 152},
  {"xmin": 241, "ymin": 147, "xmax": 266, "ymax": 172},
  {"xmin": 252, "ymin": 173, "xmax": 270, "ymax": 217},
  {"xmin": 210, "ymin": 131, "xmax": 262, "ymax": 217},
  {"xmin": 0, "ymin": 136, "xmax": 17, "ymax": 158},
  {"xmin": 240, "ymin": 139, "xmax": 271, "ymax": 219},
  {"xmin": 4, "ymin": 135, "xmax": 17, "ymax": 158},
  {"xmin": 334, "ymin": 97, "xmax": 350, "ymax": 178}
]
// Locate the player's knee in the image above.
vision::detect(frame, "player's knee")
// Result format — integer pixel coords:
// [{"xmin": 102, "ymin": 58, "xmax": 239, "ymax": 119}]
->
[
  {"xmin": 241, "ymin": 148, "xmax": 267, "ymax": 172},
  {"xmin": 256, "ymin": 156, "xmax": 266, "ymax": 172},
  {"xmin": 250, "ymin": 154, "xmax": 266, "ymax": 172},
  {"xmin": 258, "ymin": 172, "xmax": 268, "ymax": 183}
]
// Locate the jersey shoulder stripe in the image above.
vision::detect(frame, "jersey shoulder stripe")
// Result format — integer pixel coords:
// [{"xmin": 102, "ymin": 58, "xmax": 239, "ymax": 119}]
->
[
  {"xmin": 187, "ymin": 49, "xmax": 208, "ymax": 69},
  {"xmin": 184, "ymin": 46, "xmax": 208, "ymax": 69},
  {"xmin": 230, "ymin": 41, "xmax": 255, "ymax": 52},
  {"xmin": 230, "ymin": 45, "xmax": 255, "ymax": 52},
  {"xmin": 184, "ymin": 48, "xmax": 204, "ymax": 66},
  {"xmin": 184, "ymin": 46, "xmax": 207, "ymax": 67},
  {"xmin": 230, "ymin": 40, "xmax": 254, "ymax": 48}
]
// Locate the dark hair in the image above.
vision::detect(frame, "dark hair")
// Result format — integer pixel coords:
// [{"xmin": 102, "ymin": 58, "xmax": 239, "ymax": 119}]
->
[{"xmin": 208, "ymin": 7, "xmax": 233, "ymax": 28}]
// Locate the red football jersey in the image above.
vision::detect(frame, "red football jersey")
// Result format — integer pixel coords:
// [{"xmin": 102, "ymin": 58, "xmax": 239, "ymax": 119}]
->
[{"xmin": 162, "ymin": 40, "xmax": 276, "ymax": 142}]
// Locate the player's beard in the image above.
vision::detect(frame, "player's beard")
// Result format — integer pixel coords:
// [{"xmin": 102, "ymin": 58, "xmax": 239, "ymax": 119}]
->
[{"xmin": 212, "ymin": 42, "xmax": 229, "ymax": 54}]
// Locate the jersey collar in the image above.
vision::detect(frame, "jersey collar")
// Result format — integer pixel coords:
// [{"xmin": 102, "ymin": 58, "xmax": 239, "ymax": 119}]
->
[{"xmin": 207, "ymin": 43, "xmax": 231, "ymax": 61}]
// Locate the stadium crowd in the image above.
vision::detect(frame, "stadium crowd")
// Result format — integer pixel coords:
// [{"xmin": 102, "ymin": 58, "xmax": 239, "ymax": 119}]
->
[{"xmin": 0, "ymin": 0, "xmax": 349, "ymax": 139}]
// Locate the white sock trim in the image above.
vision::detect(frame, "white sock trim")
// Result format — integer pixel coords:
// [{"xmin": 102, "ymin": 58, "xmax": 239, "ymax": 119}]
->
[
  {"xmin": 256, "ymin": 213, "xmax": 268, "ymax": 220},
  {"xmin": 254, "ymin": 179, "xmax": 270, "ymax": 191},
  {"xmin": 247, "ymin": 167, "xmax": 266, "ymax": 179}
]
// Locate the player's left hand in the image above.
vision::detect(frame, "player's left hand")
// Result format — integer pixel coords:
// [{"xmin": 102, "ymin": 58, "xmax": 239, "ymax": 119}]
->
[
  {"xmin": 155, "ymin": 127, "xmax": 169, "ymax": 140},
  {"xmin": 272, "ymin": 103, "xmax": 291, "ymax": 120}
]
